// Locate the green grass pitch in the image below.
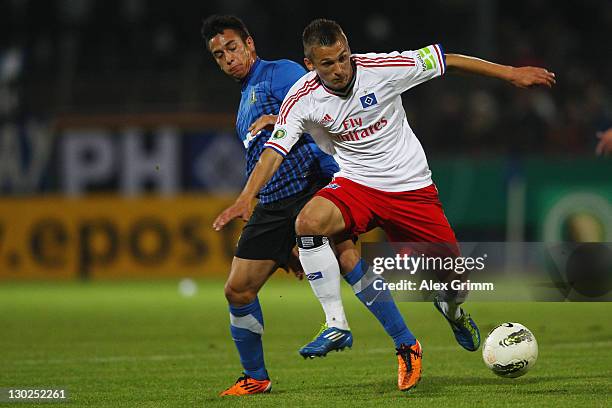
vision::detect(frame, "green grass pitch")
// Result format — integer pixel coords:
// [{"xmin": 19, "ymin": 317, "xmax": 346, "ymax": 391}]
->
[{"xmin": 1, "ymin": 278, "xmax": 610, "ymax": 407}]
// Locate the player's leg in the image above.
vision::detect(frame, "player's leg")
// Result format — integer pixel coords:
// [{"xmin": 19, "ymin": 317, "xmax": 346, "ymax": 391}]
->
[
  {"xmin": 220, "ymin": 257, "xmax": 275, "ymax": 396},
  {"xmin": 295, "ymin": 196, "xmax": 353, "ymax": 357},
  {"xmin": 383, "ymin": 184, "xmax": 480, "ymax": 351},
  {"xmin": 339, "ymin": 254, "xmax": 417, "ymax": 348},
  {"xmin": 335, "ymin": 241, "xmax": 422, "ymax": 391},
  {"xmin": 298, "ymin": 179, "xmax": 422, "ymax": 390},
  {"xmin": 335, "ymin": 238, "xmax": 361, "ymax": 275},
  {"xmin": 308, "ymin": 181, "xmax": 418, "ymax": 348},
  {"xmin": 220, "ymin": 199, "xmax": 303, "ymax": 396}
]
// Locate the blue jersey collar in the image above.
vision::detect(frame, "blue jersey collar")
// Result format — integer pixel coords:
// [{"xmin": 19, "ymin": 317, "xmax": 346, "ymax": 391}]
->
[{"xmin": 241, "ymin": 58, "xmax": 262, "ymax": 89}]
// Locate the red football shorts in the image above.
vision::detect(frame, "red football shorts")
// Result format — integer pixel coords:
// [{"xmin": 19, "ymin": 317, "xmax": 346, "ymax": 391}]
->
[{"xmin": 315, "ymin": 177, "xmax": 459, "ymax": 256}]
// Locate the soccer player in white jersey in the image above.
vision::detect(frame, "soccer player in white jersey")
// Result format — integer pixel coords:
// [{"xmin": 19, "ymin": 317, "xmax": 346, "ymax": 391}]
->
[{"xmin": 214, "ymin": 18, "xmax": 555, "ymax": 391}]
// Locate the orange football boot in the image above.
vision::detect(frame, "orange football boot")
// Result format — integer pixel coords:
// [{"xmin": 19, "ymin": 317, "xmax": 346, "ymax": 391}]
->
[
  {"xmin": 396, "ymin": 340, "xmax": 422, "ymax": 391},
  {"xmin": 220, "ymin": 374, "xmax": 271, "ymax": 396}
]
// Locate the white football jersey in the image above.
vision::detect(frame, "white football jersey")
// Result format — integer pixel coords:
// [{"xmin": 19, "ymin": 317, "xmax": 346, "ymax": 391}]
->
[{"xmin": 265, "ymin": 44, "xmax": 446, "ymax": 192}]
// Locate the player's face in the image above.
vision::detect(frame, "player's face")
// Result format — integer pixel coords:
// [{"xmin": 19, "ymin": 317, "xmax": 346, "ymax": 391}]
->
[
  {"xmin": 209, "ymin": 29, "xmax": 256, "ymax": 81},
  {"xmin": 305, "ymin": 40, "xmax": 353, "ymax": 90}
]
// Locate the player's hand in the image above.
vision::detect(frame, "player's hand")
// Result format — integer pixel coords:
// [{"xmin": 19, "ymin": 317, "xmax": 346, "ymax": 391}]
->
[
  {"xmin": 284, "ymin": 246, "xmax": 305, "ymax": 280},
  {"xmin": 509, "ymin": 66, "xmax": 556, "ymax": 89},
  {"xmin": 212, "ymin": 197, "xmax": 254, "ymax": 231},
  {"xmin": 248, "ymin": 114, "xmax": 278, "ymax": 137},
  {"xmin": 596, "ymin": 128, "xmax": 612, "ymax": 157}
]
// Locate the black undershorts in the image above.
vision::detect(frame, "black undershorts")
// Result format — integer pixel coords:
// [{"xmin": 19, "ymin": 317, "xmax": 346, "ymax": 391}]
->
[{"xmin": 235, "ymin": 178, "xmax": 331, "ymax": 267}]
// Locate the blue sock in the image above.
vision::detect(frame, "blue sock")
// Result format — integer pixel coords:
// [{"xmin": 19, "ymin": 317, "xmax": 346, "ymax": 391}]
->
[
  {"xmin": 229, "ymin": 297, "xmax": 268, "ymax": 380},
  {"xmin": 344, "ymin": 259, "xmax": 416, "ymax": 348}
]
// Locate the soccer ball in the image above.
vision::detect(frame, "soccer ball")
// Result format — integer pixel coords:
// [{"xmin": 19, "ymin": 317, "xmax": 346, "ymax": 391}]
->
[{"xmin": 482, "ymin": 322, "xmax": 538, "ymax": 378}]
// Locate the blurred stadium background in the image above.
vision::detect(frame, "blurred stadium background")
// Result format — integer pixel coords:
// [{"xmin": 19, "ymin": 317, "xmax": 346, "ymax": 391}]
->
[{"xmin": 1, "ymin": 0, "xmax": 610, "ymax": 281}]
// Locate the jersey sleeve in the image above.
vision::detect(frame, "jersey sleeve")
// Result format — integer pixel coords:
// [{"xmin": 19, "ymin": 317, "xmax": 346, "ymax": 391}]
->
[
  {"xmin": 263, "ymin": 77, "xmax": 315, "ymax": 157},
  {"xmin": 270, "ymin": 60, "xmax": 308, "ymax": 102},
  {"xmin": 354, "ymin": 44, "xmax": 446, "ymax": 94}
]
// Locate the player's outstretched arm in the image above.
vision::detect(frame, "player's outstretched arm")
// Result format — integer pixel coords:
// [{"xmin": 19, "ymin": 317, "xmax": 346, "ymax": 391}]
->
[
  {"xmin": 445, "ymin": 53, "xmax": 556, "ymax": 88},
  {"xmin": 596, "ymin": 128, "xmax": 612, "ymax": 157},
  {"xmin": 212, "ymin": 148, "xmax": 285, "ymax": 231}
]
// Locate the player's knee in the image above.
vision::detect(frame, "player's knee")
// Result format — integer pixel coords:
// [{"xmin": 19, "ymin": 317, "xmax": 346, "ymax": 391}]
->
[
  {"xmin": 295, "ymin": 210, "xmax": 326, "ymax": 235},
  {"xmin": 224, "ymin": 282, "xmax": 256, "ymax": 306},
  {"xmin": 223, "ymin": 283, "xmax": 238, "ymax": 304}
]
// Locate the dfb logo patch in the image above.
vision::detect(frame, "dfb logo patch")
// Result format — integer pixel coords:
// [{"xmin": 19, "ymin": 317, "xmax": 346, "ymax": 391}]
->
[{"xmin": 360, "ymin": 93, "xmax": 378, "ymax": 108}]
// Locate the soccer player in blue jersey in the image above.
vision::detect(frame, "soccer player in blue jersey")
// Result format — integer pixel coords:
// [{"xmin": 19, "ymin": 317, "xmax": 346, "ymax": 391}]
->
[{"xmin": 202, "ymin": 15, "xmax": 356, "ymax": 396}]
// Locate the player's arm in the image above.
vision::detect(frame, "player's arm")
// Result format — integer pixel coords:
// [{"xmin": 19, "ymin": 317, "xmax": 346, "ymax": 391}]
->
[
  {"xmin": 248, "ymin": 114, "xmax": 277, "ymax": 137},
  {"xmin": 213, "ymin": 72, "xmax": 311, "ymax": 231},
  {"xmin": 247, "ymin": 61, "xmax": 307, "ymax": 140},
  {"xmin": 212, "ymin": 148, "xmax": 285, "ymax": 231},
  {"xmin": 445, "ymin": 54, "xmax": 556, "ymax": 88},
  {"xmin": 596, "ymin": 128, "xmax": 612, "ymax": 156}
]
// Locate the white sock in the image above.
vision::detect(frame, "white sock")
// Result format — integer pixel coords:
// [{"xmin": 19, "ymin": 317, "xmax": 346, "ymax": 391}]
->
[{"xmin": 299, "ymin": 239, "xmax": 350, "ymax": 330}]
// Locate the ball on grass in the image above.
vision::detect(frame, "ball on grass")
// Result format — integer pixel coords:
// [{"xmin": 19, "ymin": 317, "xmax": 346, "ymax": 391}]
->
[{"xmin": 178, "ymin": 278, "xmax": 198, "ymax": 297}]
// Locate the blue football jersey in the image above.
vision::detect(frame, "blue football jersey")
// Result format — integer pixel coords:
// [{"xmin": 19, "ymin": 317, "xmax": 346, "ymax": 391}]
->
[{"xmin": 236, "ymin": 58, "xmax": 338, "ymax": 204}]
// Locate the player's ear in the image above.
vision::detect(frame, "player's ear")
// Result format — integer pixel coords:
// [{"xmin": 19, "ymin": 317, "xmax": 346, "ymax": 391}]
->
[
  {"xmin": 245, "ymin": 36, "xmax": 256, "ymax": 52},
  {"xmin": 304, "ymin": 58, "xmax": 315, "ymax": 71}
]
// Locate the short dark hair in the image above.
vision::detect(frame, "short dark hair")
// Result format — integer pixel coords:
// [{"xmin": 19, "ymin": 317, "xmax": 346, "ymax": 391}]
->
[
  {"xmin": 302, "ymin": 18, "xmax": 346, "ymax": 58},
  {"xmin": 201, "ymin": 15, "xmax": 251, "ymax": 49}
]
